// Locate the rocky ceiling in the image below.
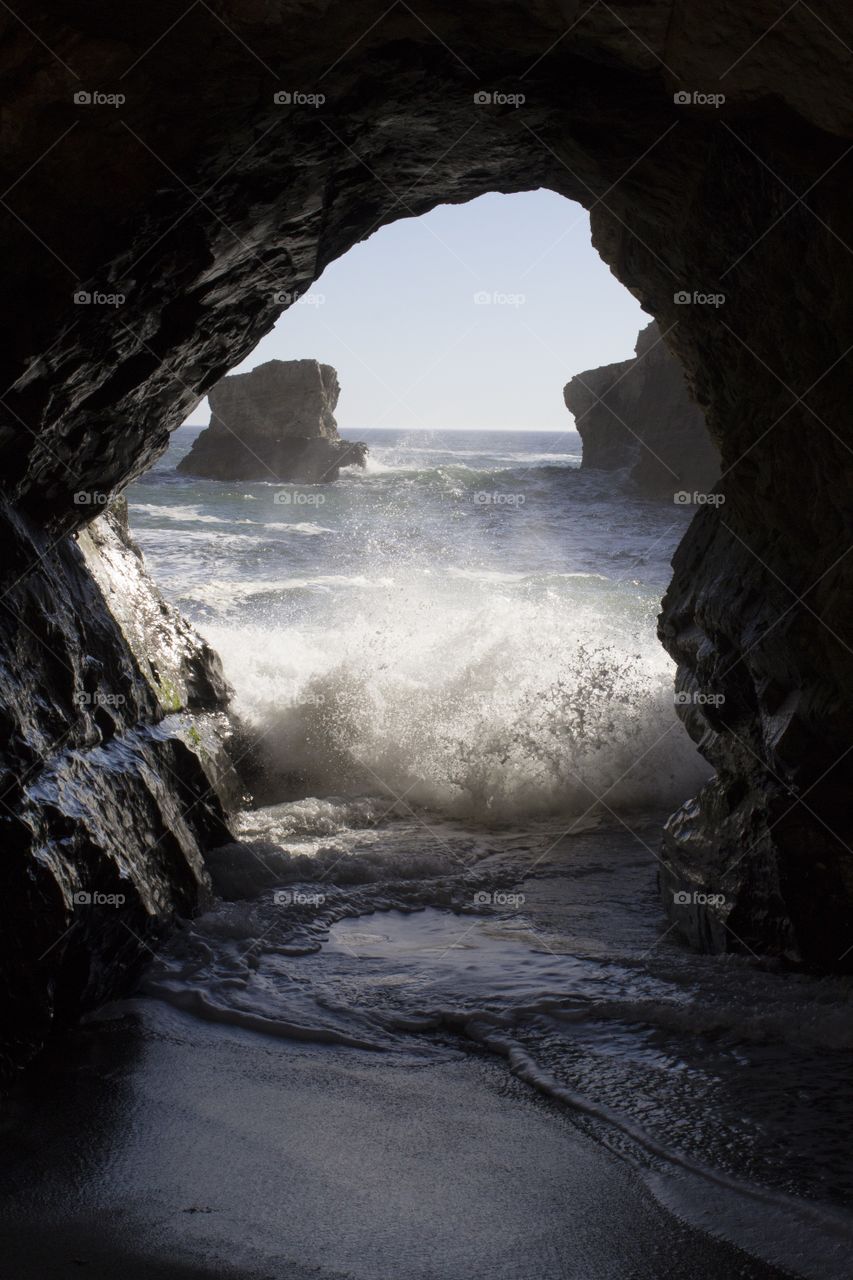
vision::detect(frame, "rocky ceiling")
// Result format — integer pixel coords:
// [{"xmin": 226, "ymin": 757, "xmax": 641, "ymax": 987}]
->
[{"xmin": 1, "ymin": 0, "xmax": 852, "ymax": 1071}]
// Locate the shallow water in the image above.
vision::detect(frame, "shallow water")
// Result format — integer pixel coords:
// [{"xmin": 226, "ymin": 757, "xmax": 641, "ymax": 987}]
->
[{"xmin": 123, "ymin": 426, "xmax": 853, "ymax": 1277}]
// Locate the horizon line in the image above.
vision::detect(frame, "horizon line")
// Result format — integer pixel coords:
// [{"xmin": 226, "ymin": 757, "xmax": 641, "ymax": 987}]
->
[{"xmin": 178, "ymin": 423, "xmax": 581, "ymax": 434}]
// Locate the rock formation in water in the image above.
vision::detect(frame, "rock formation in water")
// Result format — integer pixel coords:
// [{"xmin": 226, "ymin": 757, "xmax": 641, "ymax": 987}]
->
[
  {"xmin": 564, "ymin": 321, "xmax": 721, "ymax": 496},
  {"xmin": 178, "ymin": 359, "xmax": 367, "ymax": 483},
  {"xmin": 1, "ymin": 1, "xmax": 852, "ymax": 1071}
]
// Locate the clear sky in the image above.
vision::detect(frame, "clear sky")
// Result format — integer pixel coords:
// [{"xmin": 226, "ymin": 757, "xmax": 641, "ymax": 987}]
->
[{"xmin": 193, "ymin": 189, "xmax": 649, "ymax": 432}]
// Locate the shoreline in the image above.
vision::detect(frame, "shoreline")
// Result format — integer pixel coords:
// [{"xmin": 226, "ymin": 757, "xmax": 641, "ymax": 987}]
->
[{"xmin": 0, "ymin": 1000, "xmax": 796, "ymax": 1280}]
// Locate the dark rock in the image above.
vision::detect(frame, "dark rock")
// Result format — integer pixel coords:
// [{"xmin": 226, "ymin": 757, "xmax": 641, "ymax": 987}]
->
[
  {"xmin": 658, "ymin": 499, "xmax": 853, "ymax": 968},
  {"xmin": 564, "ymin": 321, "xmax": 721, "ymax": 497},
  {"xmin": 0, "ymin": 498, "xmax": 237, "ymax": 1079},
  {"xmin": 0, "ymin": 0, "xmax": 849, "ymax": 1038},
  {"xmin": 80, "ymin": 496, "xmax": 232, "ymax": 712},
  {"xmin": 177, "ymin": 358, "xmax": 367, "ymax": 483}
]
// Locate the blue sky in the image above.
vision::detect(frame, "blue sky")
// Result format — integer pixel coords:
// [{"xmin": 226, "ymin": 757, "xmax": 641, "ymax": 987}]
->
[{"xmin": 195, "ymin": 189, "xmax": 648, "ymax": 431}]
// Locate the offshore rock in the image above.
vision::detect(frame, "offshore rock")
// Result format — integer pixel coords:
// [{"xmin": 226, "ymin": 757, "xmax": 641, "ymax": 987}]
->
[
  {"xmin": 564, "ymin": 321, "xmax": 720, "ymax": 497},
  {"xmin": 177, "ymin": 359, "xmax": 368, "ymax": 483}
]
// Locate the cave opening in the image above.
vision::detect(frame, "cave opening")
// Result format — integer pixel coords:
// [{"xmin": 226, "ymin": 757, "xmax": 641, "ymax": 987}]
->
[
  {"xmin": 3, "ymin": 5, "xmax": 853, "ymax": 1275},
  {"xmin": 1, "ymin": 4, "xmax": 850, "ymax": 1028},
  {"xmin": 124, "ymin": 190, "xmax": 712, "ymax": 858}
]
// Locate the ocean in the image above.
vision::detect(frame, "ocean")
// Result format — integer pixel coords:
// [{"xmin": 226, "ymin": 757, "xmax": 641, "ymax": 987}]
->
[
  {"xmin": 129, "ymin": 425, "xmax": 707, "ymax": 819},
  {"xmin": 122, "ymin": 425, "xmax": 853, "ymax": 1278}
]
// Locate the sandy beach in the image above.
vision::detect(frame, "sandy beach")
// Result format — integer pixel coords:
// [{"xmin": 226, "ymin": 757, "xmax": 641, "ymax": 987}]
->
[{"xmin": 0, "ymin": 1000, "xmax": 794, "ymax": 1280}]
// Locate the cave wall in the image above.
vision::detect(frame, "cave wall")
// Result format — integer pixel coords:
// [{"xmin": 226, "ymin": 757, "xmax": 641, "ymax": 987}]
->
[
  {"xmin": 1, "ymin": 1, "xmax": 853, "ymax": 1068},
  {"xmin": 0, "ymin": 499, "xmax": 235, "ymax": 1077}
]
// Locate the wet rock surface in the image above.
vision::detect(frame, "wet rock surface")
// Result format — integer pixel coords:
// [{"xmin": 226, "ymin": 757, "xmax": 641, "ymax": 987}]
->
[
  {"xmin": 659, "ymin": 498, "xmax": 853, "ymax": 969},
  {"xmin": 564, "ymin": 320, "xmax": 720, "ymax": 497},
  {"xmin": 0, "ymin": 0, "xmax": 851, "ymax": 1063},
  {"xmin": 0, "ymin": 500, "xmax": 236, "ymax": 1078},
  {"xmin": 79, "ymin": 497, "xmax": 232, "ymax": 711},
  {"xmin": 178, "ymin": 358, "xmax": 367, "ymax": 482}
]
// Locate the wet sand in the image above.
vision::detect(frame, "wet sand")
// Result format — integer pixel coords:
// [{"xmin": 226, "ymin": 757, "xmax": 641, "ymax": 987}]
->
[{"xmin": 0, "ymin": 1003, "xmax": 792, "ymax": 1280}]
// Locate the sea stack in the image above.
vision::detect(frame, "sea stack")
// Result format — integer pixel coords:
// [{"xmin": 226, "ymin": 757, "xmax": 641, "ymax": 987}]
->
[
  {"xmin": 564, "ymin": 321, "xmax": 720, "ymax": 497},
  {"xmin": 177, "ymin": 359, "xmax": 367, "ymax": 483}
]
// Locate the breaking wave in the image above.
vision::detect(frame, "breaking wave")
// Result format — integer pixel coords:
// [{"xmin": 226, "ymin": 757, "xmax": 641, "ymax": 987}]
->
[{"xmin": 206, "ymin": 569, "xmax": 708, "ymax": 823}]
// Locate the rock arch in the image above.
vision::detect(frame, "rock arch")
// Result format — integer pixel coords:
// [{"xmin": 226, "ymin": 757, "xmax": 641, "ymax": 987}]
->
[{"xmin": 1, "ymin": 1, "xmax": 852, "ymax": 1069}]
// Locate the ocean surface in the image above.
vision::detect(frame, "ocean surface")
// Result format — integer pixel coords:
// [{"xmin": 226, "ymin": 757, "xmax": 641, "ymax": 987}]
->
[{"xmin": 123, "ymin": 426, "xmax": 853, "ymax": 1278}]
